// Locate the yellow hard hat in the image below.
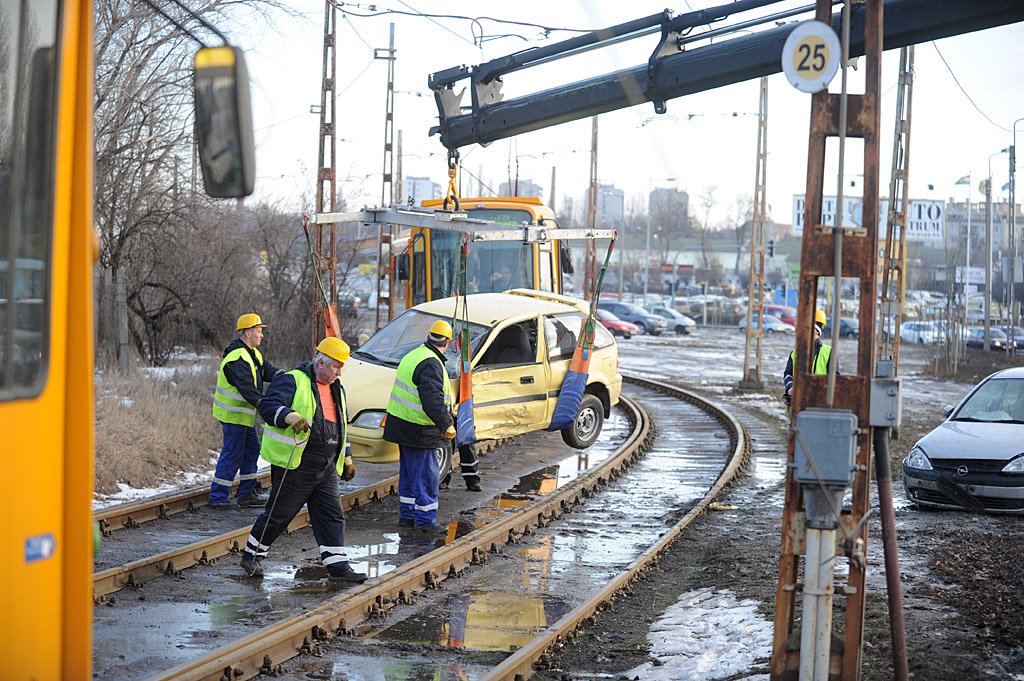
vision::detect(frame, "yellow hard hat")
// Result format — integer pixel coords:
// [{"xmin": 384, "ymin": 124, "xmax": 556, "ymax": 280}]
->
[
  {"xmin": 316, "ymin": 336, "xmax": 351, "ymax": 363},
  {"xmin": 428, "ymin": 319, "xmax": 453, "ymax": 340},
  {"xmin": 815, "ymin": 309, "xmax": 827, "ymax": 326},
  {"xmin": 236, "ymin": 313, "xmax": 267, "ymax": 330}
]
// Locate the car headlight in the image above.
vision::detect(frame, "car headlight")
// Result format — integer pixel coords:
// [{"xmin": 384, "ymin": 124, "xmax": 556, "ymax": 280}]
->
[
  {"xmin": 351, "ymin": 410, "xmax": 387, "ymax": 429},
  {"xmin": 904, "ymin": 446, "xmax": 933, "ymax": 471},
  {"xmin": 1002, "ymin": 455, "xmax": 1024, "ymax": 474}
]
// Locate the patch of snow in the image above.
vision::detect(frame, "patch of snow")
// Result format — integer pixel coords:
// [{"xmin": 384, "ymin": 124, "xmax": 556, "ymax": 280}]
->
[
  {"xmin": 625, "ymin": 588, "xmax": 772, "ymax": 681},
  {"xmin": 92, "ymin": 454, "xmax": 219, "ymax": 510}
]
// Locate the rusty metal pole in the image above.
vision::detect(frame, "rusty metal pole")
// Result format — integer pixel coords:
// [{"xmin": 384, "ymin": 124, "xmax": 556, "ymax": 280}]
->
[{"xmin": 873, "ymin": 426, "xmax": 909, "ymax": 681}]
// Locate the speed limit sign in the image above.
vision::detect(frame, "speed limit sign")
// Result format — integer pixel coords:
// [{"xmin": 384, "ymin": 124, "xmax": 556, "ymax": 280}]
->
[{"xmin": 781, "ymin": 20, "xmax": 841, "ymax": 93}]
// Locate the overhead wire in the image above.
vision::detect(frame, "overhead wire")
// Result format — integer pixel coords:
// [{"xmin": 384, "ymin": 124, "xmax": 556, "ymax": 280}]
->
[{"xmin": 931, "ymin": 42, "xmax": 1010, "ymax": 133}]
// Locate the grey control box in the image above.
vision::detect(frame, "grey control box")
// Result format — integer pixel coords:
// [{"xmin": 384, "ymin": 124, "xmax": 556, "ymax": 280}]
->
[
  {"xmin": 869, "ymin": 377, "xmax": 903, "ymax": 427},
  {"xmin": 793, "ymin": 408, "xmax": 858, "ymax": 486}
]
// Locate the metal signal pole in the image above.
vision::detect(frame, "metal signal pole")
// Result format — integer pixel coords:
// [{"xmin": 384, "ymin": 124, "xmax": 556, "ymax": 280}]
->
[
  {"xmin": 375, "ymin": 23, "xmax": 397, "ymax": 330},
  {"xmin": 585, "ymin": 116, "xmax": 599, "ymax": 296},
  {"xmin": 313, "ymin": 0, "xmax": 338, "ymax": 346}
]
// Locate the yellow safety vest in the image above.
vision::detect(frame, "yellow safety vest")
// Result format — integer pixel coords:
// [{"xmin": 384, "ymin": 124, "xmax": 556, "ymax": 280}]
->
[
  {"xmin": 212, "ymin": 346, "xmax": 264, "ymax": 426},
  {"xmin": 386, "ymin": 345, "xmax": 453, "ymax": 426},
  {"xmin": 260, "ymin": 368, "xmax": 348, "ymax": 474},
  {"xmin": 789, "ymin": 343, "xmax": 832, "ymax": 376}
]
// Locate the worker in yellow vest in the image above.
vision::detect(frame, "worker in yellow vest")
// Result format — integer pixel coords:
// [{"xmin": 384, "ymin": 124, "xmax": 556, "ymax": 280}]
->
[
  {"xmin": 782, "ymin": 308, "xmax": 837, "ymax": 410},
  {"xmin": 383, "ymin": 320, "xmax": 457, "ymax": 532},
  {"xmin": 239, "ymin": 337, "xmax": 366, "ymax": 583},
  {"xmin": 210, "ymin": 313, "xmax": 281, "ymax": 509}
]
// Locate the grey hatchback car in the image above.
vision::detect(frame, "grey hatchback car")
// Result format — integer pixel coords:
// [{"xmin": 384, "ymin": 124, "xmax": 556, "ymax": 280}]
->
[
  {"xmin": 597, "ymin": 301, "xmax": 668, "ymax": 336},
  {"xmin": 902, "ymin": 367, "xmax": 1024, "ymax": 513}
]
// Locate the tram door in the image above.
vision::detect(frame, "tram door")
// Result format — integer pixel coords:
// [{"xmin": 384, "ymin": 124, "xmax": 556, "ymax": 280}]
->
[{"xmin": 537, "ymin": 242, "xmax": 554, "ymax": 293}]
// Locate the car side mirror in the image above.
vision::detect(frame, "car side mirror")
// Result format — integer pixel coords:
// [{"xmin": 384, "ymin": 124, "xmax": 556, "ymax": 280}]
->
[
  {"xmin": 559, "ymin": 241, "xmax": 574, "ymax": 275},
  {"xmin": 357, "ymin": 333, "xmax": 370, "ymax": 347},
  {"xmin": 193, "ymin": 46, "xmax": 255, "ymax": 198},
  {"xmin": 942, "ymin": 405, "xmax": 954, "ymax": 418}
]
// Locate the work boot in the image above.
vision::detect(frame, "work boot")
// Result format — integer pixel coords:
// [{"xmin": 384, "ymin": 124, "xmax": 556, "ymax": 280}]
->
[
  {"xmin": 240, "ymin": 553, "xmax": 264, "ymax": 578},
  {"xmin": 327, "ymin": 563, "xmax": 368, "ymax": 583},
  {"xmin": 415, "ymin": 523, "xmax": 448, "ymax": 536},
  {"xmin": 398, "ymin": 519, "xmax": 414, "ymax": 528},
  {"xmin": 209, "ymin": 498, "xmax": 238, "ymax": 510},
  {"xmin": 237, "ymin": 492, "xmax": 268, "ymax": 508},
  {"xmin": 466, "ymin": 481, "xmax": 482, "ymax": 492}
]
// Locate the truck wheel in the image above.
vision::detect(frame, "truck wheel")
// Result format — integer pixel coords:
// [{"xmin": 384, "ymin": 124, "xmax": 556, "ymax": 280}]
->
[{"xmin": 560, "ymin": 394, "xmax": 604, "ymax": 449}]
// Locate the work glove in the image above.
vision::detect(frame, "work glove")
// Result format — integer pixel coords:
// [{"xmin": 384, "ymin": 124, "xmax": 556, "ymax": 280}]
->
[
  {"xmin": 341, "ymin": 455, "xmax": 356, "ymax": 481},
  {"xmin": 284, "ymin": 411, "xmax": 310, "ymax": 433},
  {"xmin": 444, "ymin": 425, "xmax": 457, "ymax": 440},
  {"xmin": 783, "ymin": 392, "xmax": 792, "ymax": 407}
]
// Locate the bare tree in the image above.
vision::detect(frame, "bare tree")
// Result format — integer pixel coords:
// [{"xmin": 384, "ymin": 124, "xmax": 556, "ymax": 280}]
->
[{"xmin": 696, "ymin": 185, "xmax": 717, "ymax": 271}]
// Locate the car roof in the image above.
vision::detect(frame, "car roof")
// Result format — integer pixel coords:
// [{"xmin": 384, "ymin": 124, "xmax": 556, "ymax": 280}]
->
[
  {"xmin": 413, "ymin": 290, "xmax": 587, "ymax": 325},
  {"xmin": 984, "ymin": 367, "xmax": 1024, "ymax": 380}
]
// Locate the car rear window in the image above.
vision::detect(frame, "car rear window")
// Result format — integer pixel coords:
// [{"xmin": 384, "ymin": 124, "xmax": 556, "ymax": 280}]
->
[{"xmin": 544, "ymin": 312, "xmax": 613, "ymax": 361}]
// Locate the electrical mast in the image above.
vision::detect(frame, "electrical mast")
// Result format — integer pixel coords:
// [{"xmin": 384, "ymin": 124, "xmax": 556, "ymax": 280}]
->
[
  {"xmin": 741, "ymin": 76, "xmax": 769, "ymax": 388},
  {"xmin": 584, "ymin": 116, "xmax": 599, "ymax": 295},
  {"xmin": 876, "ymin": 46, "xmax": 915, "ymax": 372},
  {"xmin": 313, "ymin": 0, "xmax": 338, "ymax": 345},
  {"xmin": 374, "ymin": 23, "xmax": 397, "ymax": 330}
]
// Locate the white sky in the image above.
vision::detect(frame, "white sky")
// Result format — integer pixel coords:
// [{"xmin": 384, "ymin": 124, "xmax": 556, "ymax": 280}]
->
[{"xmin": 234, "ymin": 1, "xmax": 1024, "ymax": 229}]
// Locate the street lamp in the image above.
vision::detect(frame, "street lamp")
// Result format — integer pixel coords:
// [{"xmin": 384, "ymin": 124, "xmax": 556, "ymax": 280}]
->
[
  {"xmin": 985, "ymin": 148, "xmax": 1009, "ymax": 350},
  {"xmin": 1009, "ymin": 118, "xmax": 1024, "ymax": 351},
  {"xmin": 644, "ymin": 177, "xmax": 676, "ymax": 304}
]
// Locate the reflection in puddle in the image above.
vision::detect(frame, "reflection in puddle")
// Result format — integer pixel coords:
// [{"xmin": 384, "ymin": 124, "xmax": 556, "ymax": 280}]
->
[
  {"xmin": 370, "ymin": 589, "xmax": 570, "ymax": 652},
  {"xmin": 299, "ymin": 658, "xmax": 477, "ymax": 680}
]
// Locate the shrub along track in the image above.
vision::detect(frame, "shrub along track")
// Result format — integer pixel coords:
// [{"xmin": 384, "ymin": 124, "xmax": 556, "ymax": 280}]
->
[{"xmin": 95, "ymin": 375, "xmax": 749, "ymax": 681}]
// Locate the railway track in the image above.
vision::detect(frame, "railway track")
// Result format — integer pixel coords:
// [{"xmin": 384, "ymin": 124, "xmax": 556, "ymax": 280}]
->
[{"xmin": 92, "ymin": 375, "xmax": 750, "ymax": 681}]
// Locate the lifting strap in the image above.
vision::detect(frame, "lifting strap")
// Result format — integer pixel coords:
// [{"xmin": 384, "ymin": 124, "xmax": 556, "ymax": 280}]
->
[
  {"xmin": 547, "ymin": 231, "xmax": 618, "ymax": 433},
  {"xmin": 452, "ymin": 232, "xmax": 475, "ymax": 446}
]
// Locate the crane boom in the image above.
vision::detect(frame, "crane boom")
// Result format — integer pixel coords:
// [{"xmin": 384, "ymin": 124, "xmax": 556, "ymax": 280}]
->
[{"xmin": 429, "ymin": 0, "xmax": 1023, "ymax": 151}]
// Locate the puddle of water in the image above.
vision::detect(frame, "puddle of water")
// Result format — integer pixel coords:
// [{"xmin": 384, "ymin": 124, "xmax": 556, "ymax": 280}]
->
[
  {"xmin": 368, "ymin": 588, "xmax": 571, "ymax": 652},
  {"xmin": 297, "ymin": 657, "xmax": 485, "ymax": 680}
]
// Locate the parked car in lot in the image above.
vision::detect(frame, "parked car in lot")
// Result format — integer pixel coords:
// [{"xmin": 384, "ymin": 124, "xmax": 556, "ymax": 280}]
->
[
  {"xmin": 762, "ymin": 304, "xmax": 797, "ymax": 326},
  {"xmin": 903, "ymin": 367, "xmax": 1024, "ymax": 513},
  {"xmin": 965, "ymin": 327, "xmax": 1017, "ymax": 351},
  {"xmin": 822, "ymin": 317, "xmax": 860, "ymax": 338},
  {"xmin": 596, "ymin": 309, "xmax": 639, "ymax": 338},
  {"xmin": 344, "ymin": 290, "xmax": 623, "ymax": 474},
  {"xmin": 597, "ymin": 301, "xmax": 668, "ymax": 335},
  {"xmin": 738, "ymin": 313, "xmax": 794, "ymax": 334},
  {"xmin": 900, "ymin": 320, "xmax": 939, "ymax": 344},
  {"xmin": 646, "ymin": 306, "xmax": 696, "ymax": 335}
]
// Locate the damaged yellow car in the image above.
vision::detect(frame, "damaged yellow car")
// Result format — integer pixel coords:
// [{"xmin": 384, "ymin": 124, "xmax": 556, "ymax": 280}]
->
[{"xmin": 343, "ymin": 290, "xmax": 622, "ymax": 472}]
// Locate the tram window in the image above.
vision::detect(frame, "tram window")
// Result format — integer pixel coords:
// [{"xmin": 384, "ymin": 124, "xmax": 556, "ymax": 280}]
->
[
  {"xmin": 471, "ymin": 242, "xmax": 533, "ymax": 294},
  {"xmin": 538, "ymin": 243, "xmax": 554, "ymax": 292},
  {"xmin": 411, "ymin": 234, "xmax": 427, "ymax": 305},
  {"xmin": 0, "ymin": 1, "xmax": 59, "ymax": 396},
  {"xmin": 430, "ymin": 230, "xmax": 459, "ymax": 300}
]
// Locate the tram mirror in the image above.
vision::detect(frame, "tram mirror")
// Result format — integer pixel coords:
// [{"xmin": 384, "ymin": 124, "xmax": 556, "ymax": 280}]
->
[
  {"xmin": 193, "ymin": 46, "xmax": 255, "ymax": 198},
  {"xmin": 396, "ymin": 253, "xmax": 410, "ymax": 281},
  {"xmin": 559, "ymin": 242, "xmax": 574, "ymax": 275}
]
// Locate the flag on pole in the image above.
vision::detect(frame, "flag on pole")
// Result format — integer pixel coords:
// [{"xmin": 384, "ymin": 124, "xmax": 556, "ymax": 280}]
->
[{"xmin": 955, "ymin": 175, "xmax": 970, "ymax": 185}]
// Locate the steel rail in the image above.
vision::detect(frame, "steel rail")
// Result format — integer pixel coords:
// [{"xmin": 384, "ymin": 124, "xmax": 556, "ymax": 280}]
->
[
  {"xmin": 93, "ymin": 471, "xmax": 274, "ymax": 535},
  {"xmin": 92, "ymin": 475, "xmax": 398, "ymax": 601},
  {"xmin": 481, "ymin": 375, "xmax": 751, "ymax": 680},
  {"xmin": 140, "ymin": 393, "xmax": 652, "ymax": 681}
]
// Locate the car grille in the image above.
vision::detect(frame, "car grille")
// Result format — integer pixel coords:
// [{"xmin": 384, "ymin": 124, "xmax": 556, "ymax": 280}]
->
[
  {"xmin": 912, "ymin": 488, "xmax": 1024, "ymax": 511},
  {"xmin": 931, "ymin": 459, "xmax": 1007, "ymax": 475}
]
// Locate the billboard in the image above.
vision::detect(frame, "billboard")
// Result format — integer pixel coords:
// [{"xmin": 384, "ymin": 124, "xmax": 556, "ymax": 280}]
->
[{"xmin": 793, "ymin": 195, "xmax": 943, "ymax": 241}]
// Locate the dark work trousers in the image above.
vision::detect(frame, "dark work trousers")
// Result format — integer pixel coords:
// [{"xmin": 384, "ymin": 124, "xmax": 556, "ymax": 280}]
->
[
  {"xmin": 242, "ymin": 452, "xmax": 348, "ymax": 568},
  {"xmin": 398, "ymin": 445, "xmax": 440, "ymax": 526},
  {"xmin": 441, "ymin": 442, "xmax": 480, "ymax": 489},
  {"xmin": 210, "ymin": 423, "xmax": 260, "ymax": 503}
]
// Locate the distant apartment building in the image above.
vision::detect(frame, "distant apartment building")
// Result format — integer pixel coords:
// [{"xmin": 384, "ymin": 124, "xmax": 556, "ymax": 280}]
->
[
  {"xmin": 596, "ymin": 184, "xmax": 624, "ymax": 228},
  {"xmin": 499, "ymin": 179, "xmax": 543, "ymax": 198},
  {"xmin": 405, "ymin": 177, "xmax": 441, "ymax": 207}
]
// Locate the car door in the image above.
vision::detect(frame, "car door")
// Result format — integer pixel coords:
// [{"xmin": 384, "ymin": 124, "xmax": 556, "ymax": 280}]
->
[
  {"xmin": 472, "ymin": 317, "xmax": 548, "ymax": 439},
  {"xmin": 541, "ymin": 312, "xmax": 583, "ymax": 421}
]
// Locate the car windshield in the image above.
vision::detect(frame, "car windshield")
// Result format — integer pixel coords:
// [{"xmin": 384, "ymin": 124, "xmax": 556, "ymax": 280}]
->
[
  {"xmin": 354, "ymin": 309, "xmax": 490, "ymax": 375},
  {"xmin": 954, "ymin": 378, "xmax": 1024, "ymax": 423},
  {"xmin": 619, "ymin": 303, "xmax": 646, "ymax": 315},
  {"xmin": 597, "ymin": 309, "xmax": 620, "ymax": 321}
]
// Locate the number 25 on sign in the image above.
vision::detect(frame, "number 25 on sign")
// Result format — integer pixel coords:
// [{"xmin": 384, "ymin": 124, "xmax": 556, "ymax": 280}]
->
[{"xmin": 781, "ymin": 20, "xmax": 841, "ymax": 94}]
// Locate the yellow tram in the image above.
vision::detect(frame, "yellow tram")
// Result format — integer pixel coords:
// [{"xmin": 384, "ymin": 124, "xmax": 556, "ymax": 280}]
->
[{"xmin": 0, "ymin": 3, "xmax": 253, "ymax": 676}]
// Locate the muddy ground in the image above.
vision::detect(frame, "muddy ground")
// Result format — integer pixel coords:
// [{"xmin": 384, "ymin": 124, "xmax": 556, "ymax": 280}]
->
[{"xmin": 533, "ymin": 330, "xmax": 1024, "ymax": 681}]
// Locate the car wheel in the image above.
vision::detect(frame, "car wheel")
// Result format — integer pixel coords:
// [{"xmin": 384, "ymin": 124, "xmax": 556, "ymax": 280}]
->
[
  {"xmin": 675, "ymin": 325, "xmax": 687, "ymax": 335},
  {"xmin": 766, "ymin": 328, "xmax": 776, "ymax": 334},
  {"xmin": 560, "ymin": 394, "xmax": 604, "ymax": 449},
  {"xmin": 623, "ymin": 333, "xmax": 631, "ymax": 339},
  {"xmin": 436, "ymin": 442, "xmax": 454, "ymax": 489},
  {"xmin": 635, "ymin": 323, "xmax": 646, "ymax": 336}
]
